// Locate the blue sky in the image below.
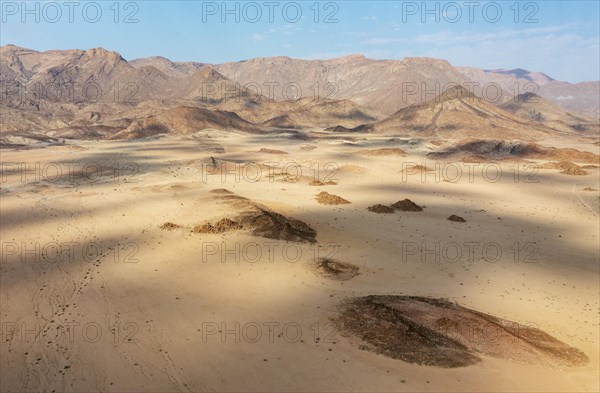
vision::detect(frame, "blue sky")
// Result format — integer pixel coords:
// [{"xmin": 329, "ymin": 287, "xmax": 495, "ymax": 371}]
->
[{"xmin": 1, "ymin": 1, "xmax": 599, "ymax": 82}]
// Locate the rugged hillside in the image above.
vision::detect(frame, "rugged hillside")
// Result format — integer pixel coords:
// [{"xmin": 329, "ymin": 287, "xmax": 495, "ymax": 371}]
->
[
  {"xmin": 2, "ymin": 45, "xmax": 598, "ymax": 140},
  {"xmin": 0, "ymin": 45, "xmax": 254, "ymax": 109},
  {"xmin": 211, "ymin": 55, "xmax": 473, "ymax": 115},
  {"xmin": 537, "ymin": 81, "xmax": 600, "ymax": 119},
  {"xmin": 110, "ymin": 106, "xmax": 263, "ymax": 139},
  {"xmin": 361, "ymin": 86, "xmax": 557, "ymax": 139},
  {"xmin": 500, "ymin": 93, "xmax": 599, "ymax": 134},
  {"xmin": 458, "ymin": 66, "xmax": 599, "ymax": 118},
  {"xmin": 134, "ymin": 53, "xmax": 599, "ymax": 118},
  {"xmin": 428, "ymin": 139, "xmax": 600, "ymax": 164},
  {"xmin": 129, "ymin": 56, "xmax": 206, "ymax": 78},
  {"xmin": 0, "ymin": 46, "xmax": 268, "ymax": 133},
  {"xmin": 259, "ymin": 97, "xmax": 382, "ymax": 129},
  {"xmin": 1, "ymin": 45, "xmax": 177, "ymax": 105},
  {"xmin": 458, "ymin": 67, "xmax": 555, "ymax": 88}
]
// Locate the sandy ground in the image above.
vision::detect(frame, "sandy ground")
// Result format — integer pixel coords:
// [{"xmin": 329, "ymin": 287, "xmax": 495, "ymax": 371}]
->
[{"xmin": 1, "ymin": 131, "xmax": 599, "ymax": 392}]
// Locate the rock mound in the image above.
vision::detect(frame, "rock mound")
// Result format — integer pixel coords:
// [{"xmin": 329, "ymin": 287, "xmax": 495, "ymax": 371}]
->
[
  {"xmin": 315, "ymin": 192, "xmax": 351, "ymax": 205},
  {"xmin": 237, "ymin": 208, "xmax": 316, "ymax": 243},
  {"xmin": 309, "ymin": 180, "xmax": 338, "ymax": 186},
  {"xmin": 192, "ymin": 218, "xmax": 243, "ymax": 234},
  {"xmin": 210, "ymin": 188, "xmax": 234, "ymax": 194},
  {"xmin": 362, "ymin": 148, "xmax": 407, "ymax": 156},
  {"xmin": 541, "ymin": 161, "xmax": 589, "ymax": 175},
  {"xmin": 333, "ymin": 295, "xmax": 589, "ymax": 368},
  {"xmin": 430, "ymin": 140, "xmax": 600, "ymax": 164},
  {"xmin": 192, "ymin": 190, "xmax": 317, "ymax": 243},
  {"xmin": 160, "ymin": 222, "xmax": 181, "ymax": 230},
  {"xmin": 259, "ymin": 148, "xmax": 288, "ymax": 154},
  {"xmin": 111, "ymin": 106, "xmax": 261, "ymax": 140},
  {"xmin": 368, "ymin": 204, "xmax": 394, "ymax": 214},
  {"xmin": 313, "ymin": 258, "xmax": 359, "ymax": 281},
  {"xmin": 392, "ymin": 199, "xmax": 423, "ymax": 212}
]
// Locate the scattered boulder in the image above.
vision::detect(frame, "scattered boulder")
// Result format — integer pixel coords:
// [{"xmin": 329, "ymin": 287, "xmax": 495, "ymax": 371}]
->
[{"xmin": 447, "ymin": 215, "xmax": 466, "ymax": 222}]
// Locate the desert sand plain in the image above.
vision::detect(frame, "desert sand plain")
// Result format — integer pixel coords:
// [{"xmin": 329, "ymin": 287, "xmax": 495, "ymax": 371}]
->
[
  {"xmin": 1, "ymin": 128, "xmax": 599, "ymax": 392},
  {"xmin": 1, "ymin": 44, "xmax": 600, "ymax": 393}
]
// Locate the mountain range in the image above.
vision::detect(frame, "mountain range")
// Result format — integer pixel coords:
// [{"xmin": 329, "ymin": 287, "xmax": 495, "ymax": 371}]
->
[{"xmin": 1, "ymin": 44, "xmax": 598, "ymax": 144}]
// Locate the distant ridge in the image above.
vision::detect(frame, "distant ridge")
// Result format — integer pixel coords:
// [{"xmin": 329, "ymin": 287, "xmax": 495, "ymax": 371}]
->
[
  {"xmin": 351, "ymin": 85, "xmax": 563, "ymax": 139},
  {"xmin": 1, "ymin": 45, "xmax": 598, "ymax": 138}
]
